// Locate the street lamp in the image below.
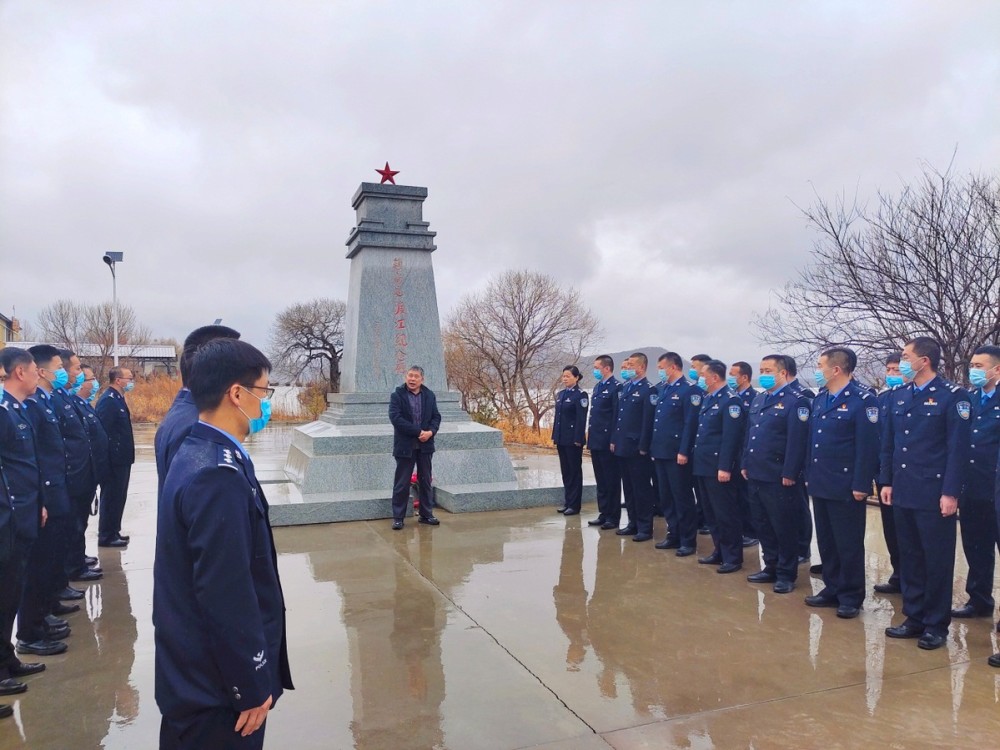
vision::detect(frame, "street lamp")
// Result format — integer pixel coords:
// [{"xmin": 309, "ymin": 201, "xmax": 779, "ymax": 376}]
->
[{"xmin": 102, "ymin": 252, "xmax": 124, "ymax": 365}]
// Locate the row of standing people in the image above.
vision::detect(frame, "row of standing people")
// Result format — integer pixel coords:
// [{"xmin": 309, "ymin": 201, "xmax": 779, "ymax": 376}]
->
[
  {"xmin": 551, "ymin": 338, "xmax": 1000, "ymax": 662},
  {"xmin": 0, "ymin": 345, "xmax": 135, "ymax": 719}
]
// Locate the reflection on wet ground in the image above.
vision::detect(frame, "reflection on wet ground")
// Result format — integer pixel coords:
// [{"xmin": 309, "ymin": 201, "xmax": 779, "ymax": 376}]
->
[{"xmin": 3, "ymin": 425, "xmax": 999, "ymax": 749}]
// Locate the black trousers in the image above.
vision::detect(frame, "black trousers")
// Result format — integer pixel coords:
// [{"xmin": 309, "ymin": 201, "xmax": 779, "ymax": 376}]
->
[
  {"xmin": 698, "ymin": 475, "xmax": 743, "ymax": 565},
  {"xmin": 875, "ymin": 483, "xmax": 900, "ymax": 584},
  {"xmin": 556, "ymin": 444, "xmax": 584, "ymax": 512},
  {"xmin": 590, "ymin": 449, "xmax": 620, "ymax": 524},
  {"xmin": 797, "ymin": 481, "xmax": 813, "ymax": 559},
  {"xmin": 616, "ymin": 456, "xmax": 634, "ymax": 528},
  {"xmin": 99, "ymin": 463, "xmax": 132, "ymax": 542},
  {"xmin": 894, "ymin": 506, "xmax": 957, "ymax": 637},
  {"xmin": 18, "ymin": 514, "xmax": 72, "ymax": 641},
  {"xmin": 654, "ymin": 459, "xmax": 697, "ymax": 547},
  {"xmin": 812, "ymin": 496, "xmax": 867, "ymax": 608},
  {"xmin": 733, "ymin": 472, "xmax": 757, "ymax": 538},
  {"xmin": 0, "ymin": 535, "xmax": 32, "ymax": 677},
  {"xmin": 748, "ymin": 480, "xmax": 799, "ymax": 582},
  {"xmin": 160, "ymin": 709, "xmax": 266, "ymax": 750},
  {"xmin": 391, "ymin": 449, "xmax": 433, "ymax": 521},
  {"xmin": 958, "ymin": 492, "xmax": 997, "ymax": 611},
  {"xmin": 66, "ymin": 484, "xmax": 97, "ymax": 578},
  {"xmin": 623, "ymin": 454, "xmax": 654, "ymax": 535}
]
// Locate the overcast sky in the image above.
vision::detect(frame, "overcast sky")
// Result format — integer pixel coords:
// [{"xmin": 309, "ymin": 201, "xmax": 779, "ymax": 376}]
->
[{"xmin": 2, "ymin": 1, "xmax": 999, "ymax": 373}]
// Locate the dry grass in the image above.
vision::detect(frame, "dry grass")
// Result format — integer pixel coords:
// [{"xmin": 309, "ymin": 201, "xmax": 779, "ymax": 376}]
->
[
  {"xmin": 127, "ymin": 375, "xmax": 305, "ymax": 423},
  {"xmin": 496, "ymin": 418, "xmax": 555, "ymax": 449}
]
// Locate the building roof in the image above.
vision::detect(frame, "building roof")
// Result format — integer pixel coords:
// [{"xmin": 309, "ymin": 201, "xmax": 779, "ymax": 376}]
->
[{"xmin": 13, "ymin": 342, "xmax": 178, "ymax": 359}]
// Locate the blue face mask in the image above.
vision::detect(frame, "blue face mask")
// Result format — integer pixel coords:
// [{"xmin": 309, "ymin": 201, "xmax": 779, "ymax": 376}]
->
[
  {"xmin": 688, "ymin": 368, "xmax": 698, "ymax": 381},
  {"xmin": 240, "ymin": 387, "xmax": 272, "ymax": 435},
  {"xmin": 620, "ymin": 369, "xmax": 634, "ymax": 381},
  {"xmin": 658, "ymin": 369, "xmax": 667, "ymax": 383},
  {"xmin": 969, "ymin": 368, "xmax": 990, "ymax": 388},
  {"xmin": 726, "ymin": 375, "xmax": 738, "ymax": 389},
  {"xmin": 73, "ymin": 371, "xmax": 85, "ymax": 388},
  {"xmin": 898, "ymin": 360, "xmax": 916, "ymax": 379},
  {"xmin": 759, "ymin": 374, "xmax": 776, "ymax": 390},
  {"xmin": 814, "ymin": 369, "xmax": 827, "ymax": 388},
  {"xmin": 124, "ymin": 381, "xmax": 135, "ymax": 392},
  {"xmin": 885, "ymin": 375, "xmax": 904, "ymax": 388},
  {"xmin": 89, "ymin": 389, "xmax": 99, "ymax": 404},
  {"xmin": 0, "ymin": 383, "xmax": 4, "ymax": 400},
  {"xmin": 50, "ymin": 367, "xmax": 69, "ymax": 390},
  {"xmin": 697, "ymin": 376, "xmax": 707, "ymax": 390},
  {"xmin": 593, "ymin": 368, "xmax": 603, "ymax": 382}
]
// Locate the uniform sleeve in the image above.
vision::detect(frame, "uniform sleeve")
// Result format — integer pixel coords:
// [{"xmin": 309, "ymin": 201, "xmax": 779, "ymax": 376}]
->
[
  {"xmin": 782, "ymin": 397, "xmax": 810, "ymax": 480},
  {"xmin": 943, "ymin": 389, "xmax": 971, "ymax": 498},
  {"xmin": 853, "ymin": 397, "xmax": 879, "ymax": 495},
  {"xmin": 679, "ymin": 392, "xmax": 698, "ymax": 457},
  {"xmin": 575, "ymin": 393, "xmax": 588, "ymax": 445},
  {"xmin": 180, "ymin": 468, "xmax": 273, "ymax": 711},
  {"xmin": 639, "ymin": 389, "xmax": 656, "ymax": 453},
  {"xmin": 388, "ymin": 391, "xmax": 420, "ymax": 437},
  {"xmin": 95, "ymin": 395, "xmax": 115, "ymax": 434},
  {"xmin": 878, "ymin": 404, "xmax": 895, "ymax": 486},
  {"xmin": 719, "ymin": 398, "xmax": 745, "ymax": 471}
]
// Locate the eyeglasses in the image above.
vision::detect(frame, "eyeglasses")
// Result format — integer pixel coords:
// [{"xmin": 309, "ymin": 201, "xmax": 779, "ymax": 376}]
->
[{"xmin": 241, "ymin": 384, "xmax": 275, "ymax": 400}]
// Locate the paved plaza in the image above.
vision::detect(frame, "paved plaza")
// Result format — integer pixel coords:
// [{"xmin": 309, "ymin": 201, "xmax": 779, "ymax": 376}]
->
[{"xmin": 2, "ymin": 426, "xmax": 999, "ymax": 749}]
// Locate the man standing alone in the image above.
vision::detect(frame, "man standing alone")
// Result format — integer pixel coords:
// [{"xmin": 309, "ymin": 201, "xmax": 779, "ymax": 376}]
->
[
  {"xmin": 389, "ymin": 366, "xmax": 442, "ymax": 530},
  {"xmin": 96, "ymin": 367, "xmax": 135, "ymax": 548}
]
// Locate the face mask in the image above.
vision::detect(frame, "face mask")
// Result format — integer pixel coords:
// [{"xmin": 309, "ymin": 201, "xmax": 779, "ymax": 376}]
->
[
  {"xmin": 969, "ymin": 368, "xmax": 990, "ymax": 388},
  {"xmin": 688, "ymin": 368, "xmax": 698, "ymax": 381},
  {"xmin": 814, "ymin": 369, "xmax": 827, "ymax": 389},
  {"xmin": 0, "ymin": 383, "xmax": 4, "ymax": 400},
  {"xmin": 124, "ymin": 381, "xmax": 135, "ymax": 392},
  {"xmin": 239, "ymin": 387, "xmax": 272, "ymax": 435},
  {"xmin": 658, "ymin": 369, "xmax": 667, "ymax": 383},
  {"xmin": 593, "ymin": 368, "xmax": 602, "ymax": 382},
  {"xmin": 620, "ymin": 369, "xmax": 634, "ymax": 381},
  {"xmin": 69, "ymin": 385, "xmax": 81, "ymax": 396},
  {"xmin": 726, "ymin": 375, "xmax": 738, "ymax": 389},
  {"xmin": 73, "ymin": 371, "xmax": 85, "ymax": 388},
  {"xmin": 89, "ymin": 389, "xmax": 99, "ymax": 404},
  {"xmin": 697, "ymin": 376, "xmax": 707, "ymax": 390},
  {"xmin": 759, "ymin": 374, "xmax": 776, "ymax": 390},
  {"xmin": 50, "ymin": 367, "xmax": 69, "ymax": 390},
  {"xmin": 898, "ymin": 360, "xmax": 918, "ymax": 379},
  {"xmin": 885, "ymin": 375, "xmax": 904, "ymax": 388}
]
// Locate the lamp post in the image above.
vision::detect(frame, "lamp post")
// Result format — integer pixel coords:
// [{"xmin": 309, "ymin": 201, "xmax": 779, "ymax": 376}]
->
[{"xmin": 102, "ymin": 252, "xmax": 124, "ymax": 365}]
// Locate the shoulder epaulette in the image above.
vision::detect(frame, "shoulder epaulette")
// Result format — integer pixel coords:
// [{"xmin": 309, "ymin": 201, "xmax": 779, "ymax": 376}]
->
[{"xmin": 217, "ymin": 444, "xmax": 240, "ymax": 471}]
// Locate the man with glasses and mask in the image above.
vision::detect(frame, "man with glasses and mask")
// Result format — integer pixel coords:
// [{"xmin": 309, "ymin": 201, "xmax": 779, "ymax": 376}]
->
[
  {"xmin": 155, "ymin": 338, "xmax": 292, "ymax": 750},
  {"xmin": 96, "ymin": 366, "xmax": 136, "ymax": 548}
]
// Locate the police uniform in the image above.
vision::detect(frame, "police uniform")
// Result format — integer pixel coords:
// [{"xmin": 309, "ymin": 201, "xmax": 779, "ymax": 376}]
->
[
  {"xmin": 785, "ymin": 378, "xmax": 816, "ymax": 560},
  {"xmin": 96, "ymin": 387, "xmax": 135, "ymax": 545},
  {"xmin": 805, "ymin": 384, "xmax": 880, "ymax": 609},
  {"xmin": 879, "ymin": 375, "xmax": 970, "ymax": 639},
  {"xmin": 648, "ymin": 376, "xmax": 700, "ymax": 549},
  {"xmin": 155, "ymin": 388, "xmax": 199, "ymax": 497},
  {"xmin": 586, "ymin": 376, "xmax": 621, "ymax": 527},
  {"xmin": 955, "ymin": 386, "xmax": 1000, "ymax": 614},
  {"xmin": 67, "ymin": 393, "xmax": 109, "ymax": 578},
  {"xmin": 692, "ymin": 386, "xmax": 746, "ymax": 565},
  {"xmin": 743, "ymin": 384, "xmax": 811, "ymax": 584},
  {"xmin": 611, "ymin": 376, "xmax": 656, "ymax": 538},
  {"xmin": 552, "ymin": 385, "xmax": 589, "ymax": 514},
  {"xmin": 734, "ymin": 386, "xmax": 758, "ymax": 540},
  {"xmin": 875, "ymin": 385, "xmax": 902, "ymax": 589},
  {"xmin": 155, "ymin": 422, "xmax": 293, "ymax": 749},
  {"xmin": 50, "ymin": 387, "xmax": 95, "ymax": 584}
]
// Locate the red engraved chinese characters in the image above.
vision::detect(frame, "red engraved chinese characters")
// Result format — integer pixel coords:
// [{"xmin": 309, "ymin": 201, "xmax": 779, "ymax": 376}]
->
[{"xmin": 392, "ymin": 257, "xmax": 407, "ymax": 374}]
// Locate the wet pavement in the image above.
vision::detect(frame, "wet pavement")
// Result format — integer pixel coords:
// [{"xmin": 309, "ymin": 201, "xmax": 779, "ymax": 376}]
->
[{"xmin": 3, "ymin": 425, "xmax": 1000, "ymax": 749}]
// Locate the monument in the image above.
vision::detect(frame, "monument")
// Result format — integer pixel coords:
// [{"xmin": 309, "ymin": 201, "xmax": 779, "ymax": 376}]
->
[{"xmin": 283, "ymin": 174, "xmax": 524, "ymax": 522}]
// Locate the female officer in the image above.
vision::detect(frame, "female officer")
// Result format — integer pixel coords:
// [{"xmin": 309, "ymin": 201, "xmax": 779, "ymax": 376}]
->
[{"xmin": 552, "ymin": 365, "xmax": 589, "ymax": 515}]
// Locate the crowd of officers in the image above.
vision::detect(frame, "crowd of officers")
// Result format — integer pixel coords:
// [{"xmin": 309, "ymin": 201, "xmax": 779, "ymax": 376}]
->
[
  {"xmin": 551, "ymin": 337, "xmax": 1000, "ymax": 662},
  {"xmin": 0, "ymin": 345, "xmax": 136, "ymax": 720}
]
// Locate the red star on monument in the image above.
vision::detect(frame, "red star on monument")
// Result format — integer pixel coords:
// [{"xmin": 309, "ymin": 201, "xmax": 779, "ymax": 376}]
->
[{"xmin": 376, "ymin": 162, "xmax": 400, "ymax": 185}]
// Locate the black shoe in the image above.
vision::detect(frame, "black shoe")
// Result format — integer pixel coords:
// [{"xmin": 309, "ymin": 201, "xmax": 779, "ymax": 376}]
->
[
  {"xmin": 804, "ymin": 594, "xmax": 838, "ymax": 608},
  {"xmin": 43, "ymin": 625, "xmax": 70, "ymax": 641},
  {"xmin": 8, "ymin": 662, "xmax": 45, "ymax": 677},
  {"xmin": 1, "ymin": 704, "xmax": 13, "ymax": 719},
  {"xmin": 632, "ymin": 533, "xmax": 652, "ymax": 542},
  {"xmin": 418, "ymin": 516, "xmax": 440, "ymax": 526},
  {"xmin": 698, "ymin": 553, "xmax": 722, "ymax": 565},
  {"xmin": 773, "ymin": 580, "xmax": 795, "ymax": 594},
  {"xmin": 747, "ymin": 571, "xmax": 776, "ymax": 583},
  {"xmin": 391, "ymin": 520, "xmax": 403, "ymax": 531},
  {"xmin": 717, "ymin": 562, "xmax": 743, "ymax": 574},
  {"xmin": 697, "ymin": 526, "xmax": 711, "ymax": 535},
  {"xmin": 0, "ymin": 679, "xmax": 26, "ymax": 697},
  {"xmin": 809, "ymin": 564, "xmax": 823, "ymax": 575},
  {"xmin": 918, "ymin": 633, "xmax": 946, "ymax": 650},
  {"xmin": 837, "ymin": 605, "xmax": 861, "ymax": 619},
  {"xmin": 600, "ymin": 521, "xmax": 617, "ymax": 530},
  {"xmin": 70, "ymin": 569, "xmax": 103, "ymax": 582},
  {"xmin": 117, "ymin": 535, "xmax": 130, "ymax": 543},
  {"xmin": 885, "ymin": 623, "xmax": 924, "ymax": 639},
  {"xmin": 44, "ymin": 615, "xmax": 67, "ymax": 629},
  {"xmin": 51, "ymin": 602, "xmax": 80, "ymax": 616},
  {"xmin": 59, "ymin": 587, "xmax": 85, "ymax": 601},
  {"xmin": 587, "ymin": 518, "xmax": 605, "ymax": 526},
  {"xmin": 98, "ymin": 539, "xmax": 128, "ymax": 548},
  {"xmin": 874, "ymin": 581, "xmax": 901, "ymax": 594},
  {"xmin": 741, "ymin": 536, "xmax": 759, "ymax": 548},
  {"xmin": 989, "ymin": 653, "xmax": 1000, "ymax": 668},
  {"xmin": 797, "ymin": 555, "xmax": 810, "ymax": 565},
  {"xmin": 85, "ymin": 556, "xmax": 99, "ymax": 566},
  {"xmin": 675, "ymin": 546, "xmax": 696, "ymax": 557},
  {"xmin": 562, "ymin": 508, "xmax": 579, "ymax": 517},
  {"xmin": 654, "ymin": 538, "xmax": 680, "ymax": 550},
  {"xmin": 951, "ymin": 603, "xmax": 993, "ymax": 618},
  {"xmin": 615, "ymin": 526, "xmax": 637, "ymax": 536},
  {"xmin": 555, "ymin": 507, "xmax": 568, "ymax": 514},
  {"xmin": 15, "ymin": 640, "xmax": 67, "ymax": 656}
]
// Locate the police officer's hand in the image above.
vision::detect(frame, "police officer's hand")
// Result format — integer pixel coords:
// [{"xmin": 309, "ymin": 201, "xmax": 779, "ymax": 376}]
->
[
  {"xmin": 574, "ymin": 442, "xmax": 581, "ymax": 447},
  {"xmin": 718, "ymin": 470, "xmax": 731, "ymax": 483},
  {"xmin": 781, "ymin": 477, "xmax": 796, "ymax": 487},
  {"xmin": 741, "ymin": 469, "xmax": 748, "ymax": 480},
  {"xmin": 852, "ymin": 491, "xmax": 867, "ymax": 502},
  {"xmin": 880, "ymin": 486, "xmax": 892, "ymax": 505},
  {"xmin": 639, "ymin": 450, "xmax": 647, "ymax": 456},
  {"xmin": 610, "ymin": 443, "xmax": 615, "ymax": 453},
  {"xmin": 940, "ymin": 495, "xmax": 958, "ymax": 517},
  {"xmin": 41, "ymin": 506, "xmax": 48, "ymax": 527},
  {"xmin": 235, "ymin": 694, "xmax": 272, "ymax": 737},
  {"xmin": 676, "ymin": 454, "xmax": 688, "ymax": 465}
]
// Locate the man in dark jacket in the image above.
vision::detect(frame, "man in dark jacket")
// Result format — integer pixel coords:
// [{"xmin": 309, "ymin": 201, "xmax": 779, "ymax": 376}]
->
[
  {"xmin": 388, "ymin": 366, "xmax": 442, "ymax": 530},
  {"xmin": 96, "ymin": 366, "xmax": 136, "ymax": 547}
]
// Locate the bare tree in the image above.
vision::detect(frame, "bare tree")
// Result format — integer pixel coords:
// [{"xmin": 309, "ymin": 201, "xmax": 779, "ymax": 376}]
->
[
  {"xmin": 36, "ymin": 300, "xmax": 88, "ymax": 350},
  {"xmin": 753, "ymin": 165, "xmax": 1000, "ymax": 382},
  {"xmin": 269, "ymin": 298, "xmax": 346, "ymax": 391},
  {"xmin": 444, "ymin": 270, "xmax": 602, "ymax": 431}
]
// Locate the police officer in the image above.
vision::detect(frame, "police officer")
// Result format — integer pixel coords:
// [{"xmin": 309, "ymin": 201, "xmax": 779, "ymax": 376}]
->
[
  {"xmin": 689, "ymin": 354, "xmax": 713, "ymax": 534},
  {"xmin": 155, "ymin": 338, "xmax": 293, "ymax": 749},
  {"xmin": 952, "ymin": 345, "xmax": 1000, "ymax": 619},
  {"xmin": 804, "ymin": 348, "xmax": 879, "ymax": 618},
  {"xmin": 586, "ymin": 355, "xmax": 621, "ymax": 530},
  {"xmin": 874, "ymin": 354, "xmax": 905, "ymax": 594},
  {"xmin": 610, "ymin": 352, "xmax": 656, "ymax": 542},
  {"xmin": 743, "ymin": 355, "xmax": 811, "ymax": 593},
  {"xmin": 552, "ymin": 365, "xmax": 588, "ymax": 516},
  {"xmin": 881, "ymin": 337, "xmax": 970, "ymax": 651},
  {"xmin": 649, "ymin": 352, "xmax": 700, "ymax": 556},
  {"xmin": 729, "ymin": 361, "xmax": 759, "ymax": 547},
  {"xmin": 96, "ymin": 366, "xmax": 136, "ymax": 548},
  {"xmin": 692, "ymin": 360, "xmax": 746, "ymax": 573},
  {"xmin": 0, "ymin": 351, "xmax": 46, "ymax": 699},
  {"xmin": 782, "ymin": 355, "xmax": 816, "ymax": 565}
]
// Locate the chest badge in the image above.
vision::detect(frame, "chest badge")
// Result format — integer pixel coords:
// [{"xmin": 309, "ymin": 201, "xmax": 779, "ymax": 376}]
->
[{"xmin": 925, "ymin": 398, "xmax": 937, "ymax": 406}]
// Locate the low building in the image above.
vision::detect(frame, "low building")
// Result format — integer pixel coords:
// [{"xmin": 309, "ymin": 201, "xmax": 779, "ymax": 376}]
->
[{"xmin": 13, "ymin": 341, "xmax": 178, "ymax": 377}]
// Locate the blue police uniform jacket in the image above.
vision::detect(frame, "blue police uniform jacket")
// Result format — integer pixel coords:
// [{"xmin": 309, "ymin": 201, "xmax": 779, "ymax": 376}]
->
[
  {"xmin": 51, "ymin": 387, "xmax": 94, "ymax": 490},
  {"xmin": 154, "ymin": 422, "xmax": 293, "ymax": 720},
  {"xmin": 24, "ymin": 388, "xmax": 71, "ymax": 516},
  {"xmin": 742, "ymin": 385, "xmax": 811, "ymax": 483},
  {"xmin": 96, "ymin": 388, "xmax": 135, "ymax": 467},
  {"xmin": 692, "ymin": 387, "xmax": 745, "ymax": 477},
  {"xmin": 805, "ymin": 384, "xmax": 880, "ymax": 501},
  {"xmin": 552, "ymin": 385, "xmax": 588, "ymax": 446},
  {"xmin": 786, "ymin": 379, "xmax": 817, "ymax": 399},
  {"xmin": 878, "ymin": 376, "xmax": 971, "ymax": 509},
  {"xmin": 75, "ymin": 395, "xmax": 110, "ymax": 486},
  {"xmin": 733, "ymin": 386, "xmax": 757, "ymax": 469},
  {"xmin": 611, "ymin": 378, "xmax": 656, "ymax": 457},
  {"xmin": 0, "ymin": 456, "xmax": 12, "ymax": 562},
  {"xmin": 0, "ymin": 394, "xmax": 42, "ymax": 541},
  {"xmin": 586, "ymin": 377, "xmax": 619, "ymax": 451},
  {"xmin": 155, "ymin": 388, "xmax": 199, "ymax": 495},
  {"xmin": 649, "ymin": 377, "xmax": 701, "ymax": 460},
  {"xmin": 965, "ymin": 388, "xmax": 1000, "ymax": 500}
]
